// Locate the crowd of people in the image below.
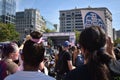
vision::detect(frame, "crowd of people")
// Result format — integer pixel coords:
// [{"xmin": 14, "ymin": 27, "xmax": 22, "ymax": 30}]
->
[{"xmin": 0, "ymin": 26, "xmax": 120, "ymax": 80}]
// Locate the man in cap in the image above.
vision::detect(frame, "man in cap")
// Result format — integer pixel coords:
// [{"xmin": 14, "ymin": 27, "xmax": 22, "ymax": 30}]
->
[{"xmin": 56, "ymin": 41, "xmax": 75, "ymax": 80}]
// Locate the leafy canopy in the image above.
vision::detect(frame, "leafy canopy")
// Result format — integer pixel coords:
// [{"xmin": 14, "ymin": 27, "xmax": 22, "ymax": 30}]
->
[{"xmin": 0, "ymin": 23, "xmax": 19, "ymax": 42}]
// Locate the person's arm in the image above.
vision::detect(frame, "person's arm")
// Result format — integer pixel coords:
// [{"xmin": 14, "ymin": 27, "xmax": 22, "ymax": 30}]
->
[
  {"xmin": 67, "ymin": 60, "xmax": 75, "ymax": 70},
  {"xmin": 106, "ymin": 37, "xmax": 116, "ymax": 59},
  {"xmin": 66, "ymin": 52, "xmax": 76, "ymax": 71}
]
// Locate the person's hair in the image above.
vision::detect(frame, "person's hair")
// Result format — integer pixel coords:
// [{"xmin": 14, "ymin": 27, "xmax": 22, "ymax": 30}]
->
[
  {"xmin": 30, "ymin": 31, "xmax": 42, "ymax": 39},
  {"xmin": 2, "ymin": 43, "xmax": 19, "ymax": 58},
  {"xmin": 79, "ymin": 26, "xmax": 111, "ymax": 80},
  {"xmin": 57, "ymin": 45, "xmax": 63, "ymax": 53},
  {"xmin": 71, "ymin": 46, "xmax": 77, "ymax": 52},
  {"xmin": 22, "ymin": 40, "xmax": 45, "ymax": 67}
]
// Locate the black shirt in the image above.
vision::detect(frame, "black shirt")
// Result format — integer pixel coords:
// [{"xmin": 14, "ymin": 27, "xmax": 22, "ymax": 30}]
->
[
  {"xmin": 64, "ymin": 64, "xmax": 91, "ymax": 80},
  {"xmin": 64, "ymin": 60, "xmax": 120, "ymax": 80},
  {"xmin": 57, "ymin": 50, "xmax": 71, "ymax": 74}
]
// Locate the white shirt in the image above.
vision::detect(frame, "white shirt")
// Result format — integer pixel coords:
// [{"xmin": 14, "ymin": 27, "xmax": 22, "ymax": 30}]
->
[{"xmin": 5, "ymin": 71, "xmax": 55, "ymax": 80}]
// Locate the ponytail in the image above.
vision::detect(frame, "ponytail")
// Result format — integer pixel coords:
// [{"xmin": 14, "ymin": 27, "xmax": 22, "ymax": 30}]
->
[{"xmin": 87, "ymin": 49, "xmax": 111, "ymax": 80}]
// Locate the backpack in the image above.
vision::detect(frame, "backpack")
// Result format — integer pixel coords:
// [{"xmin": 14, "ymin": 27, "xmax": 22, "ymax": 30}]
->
[
  {"xmin": 55, "ymin": 51, "xmax": 66, "ymax": 74},
  {"xmin": 0, "ymin": 61, "xmax": 7, "ymax": 80}
]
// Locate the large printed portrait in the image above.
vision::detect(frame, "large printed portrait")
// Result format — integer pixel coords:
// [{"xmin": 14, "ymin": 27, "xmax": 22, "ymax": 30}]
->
[{"xmin": 84, "ymin": 12, "xmax": 106, "ymax": 31}]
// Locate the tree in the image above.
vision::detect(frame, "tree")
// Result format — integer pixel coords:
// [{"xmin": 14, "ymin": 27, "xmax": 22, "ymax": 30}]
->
[
  {"xmin": 75, "ymin": 30, "xmax": 81, "ymax": 44},
  {"xmin": 41, "ymin": 25, "xmax": 56, "ymax": 33},
  {"xmin": 44, "ymin": 28, "xmax": 52, "ymax": 33},
  {"xmin": 44, "ymin": 28, "xmax": 56, "ymax": 33},
  {"xmin": 0, "ymin": 23, "xmax": 19, "ymax": 42},
  {"xmin": 114, "ymin": 38, "xmax": 120, "ymax": 46}
]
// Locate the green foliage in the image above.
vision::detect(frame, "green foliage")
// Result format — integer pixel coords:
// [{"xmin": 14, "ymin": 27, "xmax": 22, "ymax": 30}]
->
[
  {"xmin": 75, "ymin": 30, "xmax": 81, "ymax": 44},
  {"xmin": 0, "ymin": 23, "xmax": 19, "ymax": 42},
  {"xmin": 44, "ymin": 28, "xmax": 52, "ymax": 33},
  {"xmin": 114, "ymin": 38, "xmax": 120, "ymax": 46},
  {"xmin": 47, "ymin": 37, "xmax": 53, "ymax": 46},
  {"xmin": 41, "ymin": 25, "xmax": 56, "ymax": 33},
  {"xmin": 44, "ymin": 28, "xmax": 56, "ymax": 33}
]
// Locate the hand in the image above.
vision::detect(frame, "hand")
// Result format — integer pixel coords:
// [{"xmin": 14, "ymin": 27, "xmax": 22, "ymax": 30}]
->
[{"xmin": 106, "ymin": 36, "xmax": 116, "ymax": 59}]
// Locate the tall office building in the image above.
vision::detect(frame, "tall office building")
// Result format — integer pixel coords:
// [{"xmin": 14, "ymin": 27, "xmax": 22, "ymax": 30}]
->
[
  {"xmin": 116, "ymin": 30, "xmax": 120, "ymax": 38},
  {"xmin": 59, "ymin": 7, "xmax": 113, "ymax": 39},
  {"xmin": 16, "ymin": 9, "xmax": 46, "ymax": 40},
  {"xmin": 113, "ymin": 28, "xmax": 117, "ymax": 40},
  {"xmin": 0, "ymin": 0, "xmax": 16, "ymax": 24}
]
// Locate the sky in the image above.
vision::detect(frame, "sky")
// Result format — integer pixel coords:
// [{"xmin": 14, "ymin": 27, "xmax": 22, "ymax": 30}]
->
[{"xmin": 16, "ymin": 0, "xmax": 120, "ymax": 30}]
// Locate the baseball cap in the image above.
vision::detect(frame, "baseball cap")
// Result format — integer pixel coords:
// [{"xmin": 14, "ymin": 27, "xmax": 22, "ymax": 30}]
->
[{"xmin": 63, "ymin": 41, "xmax": 70, "ymax": 47}]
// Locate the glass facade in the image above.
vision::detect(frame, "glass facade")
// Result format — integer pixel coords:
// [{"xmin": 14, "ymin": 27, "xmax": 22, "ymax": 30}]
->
[
  {"xmin": 0, "ymin": 0, "xmax": 16, "ymax": 24},
  {"xmin": 0, "ymin": 0, "xmax": 3, "ymax": 21}
]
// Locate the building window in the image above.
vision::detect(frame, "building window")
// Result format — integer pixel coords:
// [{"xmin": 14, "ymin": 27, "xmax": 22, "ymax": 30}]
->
[
  {"xmin": 66, "ymin": 18, "xmax": 71, "ymax": 20},
  {"xmin": 66, "ymin": 27, "xmax": 71, "ymax": 29},
  {"xmin": 66, "ymin": 21, "xmax": 71, "ymax": 23},
  {"xmin": 66, "ymin": 15, "xmax": 71, "ymax": 17},
  {"xmin": 72, "ymin": 13, "xmax": 74, "ymax": 16},
  {"xmin": 75, "ymin": 23, "xmax": 83, "ymax": 25},
  {"xmin": 75, "ymin": 26, "xmax": 83, "ymax": 28},
  {"xmin": 66, "ymin": 24, "xmax": 71, "ymax": 26},
  {"xmin": 67, "ymin": 30, "xmax": 71, "ymax": 32},
  {"xmin": 62, "ymin": 13, "xmax": 65, "ymax": 16}
]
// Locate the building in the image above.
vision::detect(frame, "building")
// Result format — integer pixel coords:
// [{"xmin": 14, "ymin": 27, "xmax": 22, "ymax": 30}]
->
[
  {"xmin": 113, "ymin": 28, "xmax": 117, "ymax": 40},
  {"xmin": 16, "ymin": 9, "xmax": 46, "ymax": 40},
  {"xmin": 0, "ymin": 0, "xmax": 16, "ymax": 24},
  {"xmin": 59, "ymin": 7, "xmax": 113, "ymax": 39},
  {"xmin": 54, "ymin": 24, "xmax": 59, "ymax": 32},
  {"xmin": 116, "ymin": 30, "xmax": 120, "ymax": 38}
]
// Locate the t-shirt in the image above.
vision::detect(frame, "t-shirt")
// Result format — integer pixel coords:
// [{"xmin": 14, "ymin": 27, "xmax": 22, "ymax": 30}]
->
[
  {"xmin": 62, "ymin": 51, "xmax": 71, "ymax": 73},
  {"xmin": 75, "ymin": 54, "xmax": 84, "ymax": 67},
  {"xmin": 56, "ymin": 50, "xmax": 71, "ymax": 74},
  {"xmin": 0, "ymin": 61, "xmax": 7, "ymax": 80},
  {"xmin": 64, "ymin": 60, "xmax": 120, "ymax": 80},
  {"xmin": 63, "ymin": 64, "xmax": 91, "ymax": 80},
  {"xmin": 5, "ymin": 71, "xmax": 55, "ymax": 80}
]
